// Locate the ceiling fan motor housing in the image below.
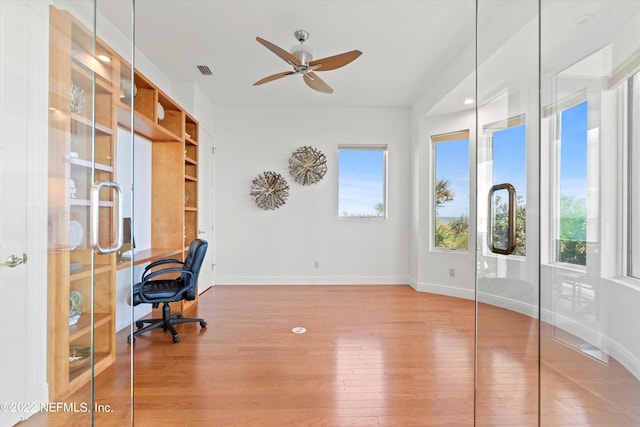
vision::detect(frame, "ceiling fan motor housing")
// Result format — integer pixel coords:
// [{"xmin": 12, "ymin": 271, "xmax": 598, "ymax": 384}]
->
[{"xmin": 290, "ymin": 43, "xmax": 313, "ymax": 65}]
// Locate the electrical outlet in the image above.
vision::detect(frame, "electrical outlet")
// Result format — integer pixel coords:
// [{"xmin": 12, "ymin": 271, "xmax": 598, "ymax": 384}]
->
[
  {"xmin": 314, "ymin": 261, "xmax": 320, "ymax": 269},
  {"xmin": 449, "ymin": 268, "xmax": 455, "ymax": 277}
]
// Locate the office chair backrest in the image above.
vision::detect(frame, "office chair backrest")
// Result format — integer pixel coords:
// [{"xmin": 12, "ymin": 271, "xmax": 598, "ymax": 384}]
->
[{"xmin": 182, "ymin": 239, "xmax": 208, "ymax": 300}]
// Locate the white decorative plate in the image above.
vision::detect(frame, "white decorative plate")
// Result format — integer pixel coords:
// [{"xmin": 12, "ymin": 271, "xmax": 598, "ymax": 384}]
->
[
  {"xmin": 157, "ymin": 102, "xmax": 165, "ymax": 121},
  {"xmin": 69, "ymin": 220, "xmax": 83, "ymax": 250}
]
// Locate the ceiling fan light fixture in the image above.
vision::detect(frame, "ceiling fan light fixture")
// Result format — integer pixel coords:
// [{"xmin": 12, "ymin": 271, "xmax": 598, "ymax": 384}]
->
[
  {"xmin": 253, "ymin": 30, "xmax": 361, "ymax": 94},
  {"xmin": 290, "ymin": 43, "xmax": 313, "ymax": 64}
]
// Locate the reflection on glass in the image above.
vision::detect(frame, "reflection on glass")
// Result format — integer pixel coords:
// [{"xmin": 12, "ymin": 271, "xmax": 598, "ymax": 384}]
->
[
  {"xmin": 557, "ymin": 101, "xmax": 588, "ymax": 266},
  {"xmin": 492, "ymin": 124, "xmax": 526, "ymax": 255},
  {"xmin": 489, "ymin": 184, "xmax": 516, "ymax": 255}
]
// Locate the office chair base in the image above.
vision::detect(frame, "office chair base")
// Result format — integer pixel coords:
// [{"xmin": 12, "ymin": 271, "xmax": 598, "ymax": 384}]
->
[{"xmin": 127, "ymin": 302, "xmax": 207, "ymax": 344}]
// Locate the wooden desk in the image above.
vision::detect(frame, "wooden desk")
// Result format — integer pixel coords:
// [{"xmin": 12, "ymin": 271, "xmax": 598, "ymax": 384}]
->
[{"xmin": 116, "ymin": 248, "xmax": 183, "ymax": 270}]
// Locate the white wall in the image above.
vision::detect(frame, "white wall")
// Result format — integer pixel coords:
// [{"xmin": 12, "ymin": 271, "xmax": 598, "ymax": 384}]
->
[
  {"xmin": 215, "ymin": 106, "xmax": 411, "ymax": 285},
  {"xmin": 114, "ymin": 129, "xmax": 153, "ymax": 331}
]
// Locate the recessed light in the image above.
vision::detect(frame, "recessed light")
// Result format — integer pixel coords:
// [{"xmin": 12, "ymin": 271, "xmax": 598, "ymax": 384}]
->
[
  {"xmin": 571, "ymin": 14, "xmax": 593, "ymax": 26},
  {"xmin": 97, "ymin": 54, "xmax": 111, "ymax": 63},
  {"xmin": 464, "ymin": 98, "xmax": 474, "ymax": 105}
]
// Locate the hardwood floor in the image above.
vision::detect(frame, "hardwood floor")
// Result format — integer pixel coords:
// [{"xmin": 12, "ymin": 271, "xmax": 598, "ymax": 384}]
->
[{"xmin": 20, "ymin": 285, "xmax": 640, "ymax": 426}]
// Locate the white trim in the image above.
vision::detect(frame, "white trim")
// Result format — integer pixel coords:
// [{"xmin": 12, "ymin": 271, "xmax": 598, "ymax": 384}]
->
[
  {"xmin": 215, "ymin": 276, "xmax": 410, "ymax": 286},
  {"xmin": 413, "ymin": 281, "xmax": 475, "ymax": 301},
  {"xmin": 541, "ymin": 308, "xmax": 640, "ymax": 381},
  {"xmin": 337, "ymin": 145, "xmax": 388, "ymax": 219}
]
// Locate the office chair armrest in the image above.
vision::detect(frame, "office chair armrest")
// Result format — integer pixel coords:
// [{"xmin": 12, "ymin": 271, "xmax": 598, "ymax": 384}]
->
[
  {"xmin": 141, "ymin": 259, "xmax": 184, "ymax": 280},
  {"xmin": 137, "ymin": 268, "xmax": 194, "ymax": 303}
]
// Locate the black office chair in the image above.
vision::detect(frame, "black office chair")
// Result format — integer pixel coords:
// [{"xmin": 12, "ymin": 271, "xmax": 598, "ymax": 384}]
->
[{"xmin": 128, "ymin": 239, "xmax": 208, "ymax": 344}]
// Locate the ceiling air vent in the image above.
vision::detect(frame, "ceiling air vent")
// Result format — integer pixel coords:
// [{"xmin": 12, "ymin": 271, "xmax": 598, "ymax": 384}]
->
[{"xmin": 196, "ymin": 65, "xmax": 213, "ymax": 76}]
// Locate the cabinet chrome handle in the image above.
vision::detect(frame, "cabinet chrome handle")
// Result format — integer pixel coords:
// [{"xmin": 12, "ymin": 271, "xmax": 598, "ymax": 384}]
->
[
  {"xmin": 2, "ymin": 253, "xmax": 27, "ymax": 267},
  {"xmin": 90, "ymin": 181, "xmax": 123, "ymax": 254}
]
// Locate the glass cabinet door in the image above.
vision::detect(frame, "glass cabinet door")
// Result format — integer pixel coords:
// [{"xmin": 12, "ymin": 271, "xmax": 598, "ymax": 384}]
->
[{"xmin": 0, "ymin": 1, "xmax": 135, "ymax": 425}]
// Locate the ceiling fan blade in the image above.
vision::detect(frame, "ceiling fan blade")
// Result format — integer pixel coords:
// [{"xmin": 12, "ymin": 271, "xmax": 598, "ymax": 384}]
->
[
  {"xmin": 308, "ymin": 50, "xmax": 362, "ymax": 72},
  {"xmin": 256, "ymin": 37, "xmax": 301, "ymax": 67},
  {"xmin": 303, "ymin": 72, "xmax": 333, "ymax": 94},
  {"xmin": 253, "ymin": 71, "xmax": 295, "ymax": 86}
]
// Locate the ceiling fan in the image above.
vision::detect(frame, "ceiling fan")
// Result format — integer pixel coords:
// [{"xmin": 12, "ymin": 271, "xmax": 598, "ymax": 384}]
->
[{"xmin": 253, "ymin": 30, "xmax": 362, "ymax": 94}]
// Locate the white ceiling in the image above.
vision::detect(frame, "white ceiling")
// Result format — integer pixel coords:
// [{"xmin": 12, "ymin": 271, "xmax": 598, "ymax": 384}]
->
[
  {"xmin": 96, "ymin": 0, "xmax": 477, "ymax": 111},
  {"xmin": 95, "ymin": 1, "xmax": 640, "ymax": 114}
]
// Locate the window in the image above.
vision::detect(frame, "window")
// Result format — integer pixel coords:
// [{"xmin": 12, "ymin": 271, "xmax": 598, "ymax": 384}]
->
[
  {"xmin": 338, "ymin": 145, "xmax": 387, "ymax": 218},
  {"xmin": 556, "ymin": 101, "xmax": 588, "ymax": 266},
  {"xmin": 483, "ymin": 117, "xmax": 527, "ymax": 256},
  {"xmin": 491, "ymin": 122, "xmax": 527, "ymax": 256},
  {"xmin": 432, "ymin": 131, "xmax": 469, "ymax": 250},
  {"xmin": 629, "ymin": 71, "xmax": 640, "ymax": 278}
]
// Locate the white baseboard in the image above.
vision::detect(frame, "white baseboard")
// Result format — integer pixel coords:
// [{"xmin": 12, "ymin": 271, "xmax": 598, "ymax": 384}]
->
[
  {"xmin": 413, "ymin": 280, "xmax": 475, "ymax": 301},
  {"xmin": 542, "ymin": 308, "xmax": 640, "ymax": 381},
  {"xmin": 215, "ymin": 275, "xmax": 410, "ymax": 285}
]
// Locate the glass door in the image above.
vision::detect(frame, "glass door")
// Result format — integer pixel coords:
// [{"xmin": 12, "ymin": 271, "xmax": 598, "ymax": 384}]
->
[
  {"xmin": 2, "ymin": 1, "xmax": 135, "ymax": 425},
  {"xmin": 476, "ymin": 0, "xmax": 640, "ymax": 425},
  {"xmin": 475, "ymin": 0, "xmax": 540, "ymax": 425},
  {"xmin": 539, "ymin": 0, "xmax": 640, "ymax": 425}
]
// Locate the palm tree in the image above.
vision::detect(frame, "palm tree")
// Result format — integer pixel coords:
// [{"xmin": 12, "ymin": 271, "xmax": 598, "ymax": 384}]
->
[
  {"xmin": 435, "ymin": 179, "xmax": 455, "ymax": 208},
  {"xmin": 374, "ymin": 202, "xmax": 384, "ymax": 216}
]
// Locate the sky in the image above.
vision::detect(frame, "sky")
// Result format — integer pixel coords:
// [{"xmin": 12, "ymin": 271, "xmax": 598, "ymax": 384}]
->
[
  {"xmin": 338, "ymin": 149, "xmax": 385, "ymax": 216},
  {"xmin": 492, "ymin": 124, "xmax": 526, "ymax": 203},
  {"xmin": 435, "ymin": 138, "xmax": 469, "ymax": 218},
  {"xmin": 560, "ymin": 101, "xmax": 588, "ymax": 201}
]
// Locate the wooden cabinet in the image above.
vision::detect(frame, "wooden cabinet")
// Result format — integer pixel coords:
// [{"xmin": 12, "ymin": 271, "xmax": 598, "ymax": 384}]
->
[
  {"xmin": 47, "ymin": 5, "xmax": 199, "ymax": 399},
  {"xmin": 48, "ymin": 6, "xmax": 118, "ymax": 399},
  {"xmin": 116, "ymin": 66, "xmax": 200, "ymax": 260}
]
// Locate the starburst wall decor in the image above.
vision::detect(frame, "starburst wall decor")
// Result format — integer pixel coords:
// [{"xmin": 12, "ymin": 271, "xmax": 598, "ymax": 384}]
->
[
  {"xmin": 250, "ymin": 171, "xmax": 290, "ymax": 210},
  {"xmin": 288, "ymin": 146, "xmax": 327, "ymax": 186}
]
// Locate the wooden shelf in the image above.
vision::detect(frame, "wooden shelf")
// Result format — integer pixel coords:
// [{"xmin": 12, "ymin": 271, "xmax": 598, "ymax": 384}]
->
[
  {"xmin": 117, "ymin": 103, "xmax": 182, "ymax": 142},
  {"xmin": 69, "ymin": 313, "xmax": 111, "ymax": 341},
  {"xmin": 68, "ymin": 352, "xmax": 113, "ymax": 385},
  {"xmin": 70, "ymin": 157, "xmax": 113, "ymax": 172},
  {"xmin": 116, "ymin": 248, "xmax": 183, "ymax": 270},
  {"xmin": 69, "ymin": 263, "xmax": 113, "ymax": 281},
  {"xmin": 71, "ymin": 114, "xmax": 113, "ymax": 135},
  {"xmin": 48, "ymin": 5, "xmax": 118, "ymax": 401},
  {"xmin": 48, "ymin": 5, "xmax": 201, "ymax": 401},
  {"xmin": 69, "ymin": 199, "xmax": 113, "ymax": 207}
]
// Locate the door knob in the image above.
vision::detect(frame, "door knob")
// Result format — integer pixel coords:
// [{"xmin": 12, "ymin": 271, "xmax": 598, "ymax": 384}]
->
[{"xmin": 2, "ymin": 253, "xmax": 27, "ymax": 267}]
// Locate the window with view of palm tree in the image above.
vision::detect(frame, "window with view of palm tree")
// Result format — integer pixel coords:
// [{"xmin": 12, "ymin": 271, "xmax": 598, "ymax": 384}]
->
[
  {"xmin": 433, "ymin": 134, "xmax": 469, "ymax": 250},
  {"xmin": 338, "ymin": 146, "xmax": 387, "ymax": 218}
]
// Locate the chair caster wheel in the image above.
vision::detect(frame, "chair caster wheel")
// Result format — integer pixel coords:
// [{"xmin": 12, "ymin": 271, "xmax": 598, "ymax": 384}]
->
[
  {"xmin": 200, "ymin": 321, "xmax": 207, "ymax": 328},
  {"xmin": 136, "ymin": 321, "xmax": 144, "ymax": 328},
  {"xmin": 176, "ymin": 313, "xmax": 184, "ymax": 319},
  {"xmin": 172, "ymin": 335, "xmax": 180, "ymax": 343},
  {"xmin": 127, "ymin": 335, "xmax": 135, "ymax": 344}
]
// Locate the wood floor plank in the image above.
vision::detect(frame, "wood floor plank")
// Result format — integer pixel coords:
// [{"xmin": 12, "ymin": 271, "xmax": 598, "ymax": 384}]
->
[{"xmin": 18, "ymin": 285, "xmax": 640, "ymax": 426}]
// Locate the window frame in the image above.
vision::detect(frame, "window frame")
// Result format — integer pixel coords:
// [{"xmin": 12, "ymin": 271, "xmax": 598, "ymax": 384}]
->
[
  {"xmin": 482, "ymin": 115, "xmax": 527, "ymax": 258},
  {"xmin": 431, "ymin": 130, "xmax": 470, "ymax": 252},
  {"xmin": 546, "ymin": 96, "xmax": 589, "ymax": 269},
  {"xmin": 337, "ymin": 144, "xmax": 388, "ymax": 219},
  {"xmin": 628, "ymin": 70, "xmax": 640, "ymax": 279}
]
